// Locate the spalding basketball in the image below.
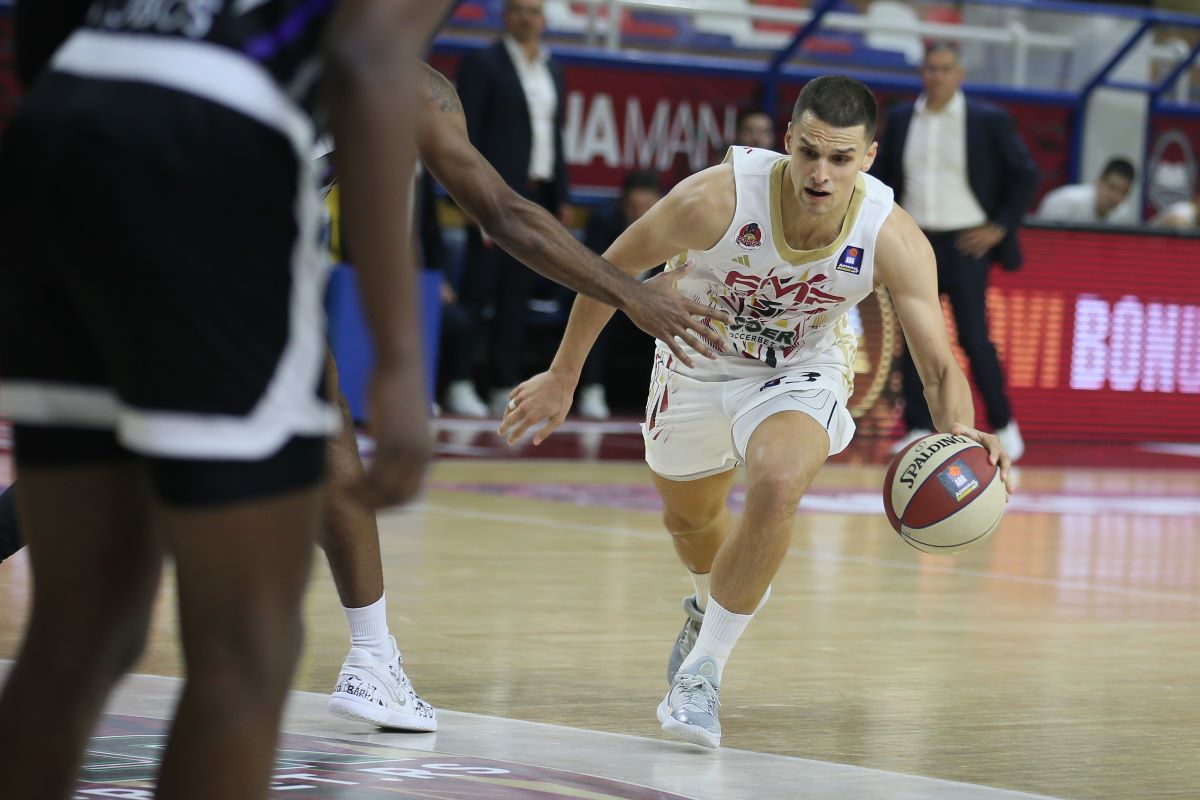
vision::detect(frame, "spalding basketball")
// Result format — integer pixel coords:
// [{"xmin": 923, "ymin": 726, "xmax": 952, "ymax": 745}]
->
[{"xmin": 883, "ymin": 433, "xmax": 1005, "ymax": 554}]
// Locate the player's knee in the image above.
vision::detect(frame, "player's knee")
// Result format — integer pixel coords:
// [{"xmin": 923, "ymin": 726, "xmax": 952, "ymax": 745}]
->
[
  {"xmin": 751, "ymin": 473, "xmax": 807, "ymax": 521},
  {"xmin": 662, "ymin": 505, "xmax": 726, "ymax": 540}
]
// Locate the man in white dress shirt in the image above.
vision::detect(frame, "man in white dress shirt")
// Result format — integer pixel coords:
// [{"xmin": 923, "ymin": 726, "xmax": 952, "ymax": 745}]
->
[
  {"xmin": 872, "ymin": 42, "xmax": 1038, "ymax": 461},
  {"xmin": 1036, "ymin": 158, "xmax": 1137, "ymax": 225},
  {"xmin": 446, "ymin": 0, "xmax": 573, "ymax": 418}
]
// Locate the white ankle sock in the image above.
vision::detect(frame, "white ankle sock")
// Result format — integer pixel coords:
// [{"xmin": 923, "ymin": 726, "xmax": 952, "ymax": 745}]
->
[
  {"xmin": 343, "ymin": 593, "xmax": 393, "ymax": 663},
  {"xmin": 690, "ymin": 572, "xmax": 711, "ymax": 611},
  {"xmin": 676, "ymin": 597, "xmax": 752, "ymax": 684}
]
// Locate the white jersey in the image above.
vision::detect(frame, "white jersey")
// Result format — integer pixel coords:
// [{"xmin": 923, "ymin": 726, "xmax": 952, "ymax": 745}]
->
[{"xmin": 663, "ymin": 146, "xmax": 894, "ymax": 390}]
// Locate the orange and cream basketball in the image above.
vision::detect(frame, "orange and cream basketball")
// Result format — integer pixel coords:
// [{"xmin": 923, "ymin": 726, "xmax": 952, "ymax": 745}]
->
[{"xmin": 883, "ymin": 433, "xmax": 1005, "ymax": 553}]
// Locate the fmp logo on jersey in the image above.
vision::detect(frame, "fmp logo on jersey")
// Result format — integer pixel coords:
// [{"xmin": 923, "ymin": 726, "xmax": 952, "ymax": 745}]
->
[
  {"xmin": 735, "ymin": 222, "xmax": 764, "ymax": 251},
  {"xmin": 938, "ymin": 460, "xmax": 980, "ymax": 502},
  {"xmin": 836, "ymin": 244, "xmax": 864, "ymax": 275}
]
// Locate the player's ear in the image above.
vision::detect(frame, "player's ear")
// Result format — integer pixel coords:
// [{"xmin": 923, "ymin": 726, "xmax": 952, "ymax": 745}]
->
[
  {"xmin": 783, "ymin": 121, "xmax": 793, "ymax": 152},
  {"xmin": 861, "ymin": 139, "xmax": 878, "ymax": 172}
]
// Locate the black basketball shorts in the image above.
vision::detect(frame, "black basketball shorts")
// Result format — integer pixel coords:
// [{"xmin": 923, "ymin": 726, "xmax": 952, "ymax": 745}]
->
[{"xmin": 0, "ymin": 71, "xmax": 337, "ymax": 507}]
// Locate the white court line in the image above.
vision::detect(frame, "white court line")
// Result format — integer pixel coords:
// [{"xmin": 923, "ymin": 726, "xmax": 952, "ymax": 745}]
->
[
  {"xmin": 0, "ymin": 663, "xmax": 1067, "ymax": 800},
  {"xmin": 415, "ymin": 503, "xmax": 1200, "ymax": 605}
]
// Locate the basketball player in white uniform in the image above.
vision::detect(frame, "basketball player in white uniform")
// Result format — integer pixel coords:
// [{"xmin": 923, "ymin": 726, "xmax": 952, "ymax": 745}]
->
[{"xmin": 500, "ymin": 76, "xmax": 1015, "ymax": 749}]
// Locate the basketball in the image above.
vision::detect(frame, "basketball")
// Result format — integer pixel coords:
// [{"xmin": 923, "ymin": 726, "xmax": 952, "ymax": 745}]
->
[{"xmin": 883, "ymin": 433, "xmax": 1005, "ymax": 554}]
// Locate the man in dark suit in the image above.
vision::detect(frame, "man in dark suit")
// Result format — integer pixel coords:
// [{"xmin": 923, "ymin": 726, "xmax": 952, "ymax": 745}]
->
[
  {"xmin": 871, "ymin": 41, "xmax": 1037, "ymax": 461},
  {"xmin": 448, "ymin": 0, "xmax": 571, "ymax": 417}
]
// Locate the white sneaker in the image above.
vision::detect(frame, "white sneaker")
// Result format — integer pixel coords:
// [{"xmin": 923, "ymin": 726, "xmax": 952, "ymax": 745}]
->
[
  {"xmin": 489, "ymin": 387, "xmax": 514, "ymax": 418},
  {"xmin": 328, "ymin": 637, "xmax": 437, "ymax": 732},
  {"xmin": 444, "ymin": 381, "xmax": 488, "ymax": 418},
  {"xmin": 577, "ymin": 384, "xmax": 611, "ymax": 421},
  {"xmin": 996, "ymin": 420, "xmax": 1025, "ymax": 462},
  {"xmin": 890, "ymin": 427, "xmax": 933, "ymax": 455},
  {"xmin": 657, "ymin": 657, "xmax": 722, "ymax": 749}
]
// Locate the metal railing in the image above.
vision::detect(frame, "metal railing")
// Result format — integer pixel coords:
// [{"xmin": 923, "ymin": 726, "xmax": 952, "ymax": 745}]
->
[{"xmin": 568, "ymin": 0, "xmax": 1196, "ymax": 97}]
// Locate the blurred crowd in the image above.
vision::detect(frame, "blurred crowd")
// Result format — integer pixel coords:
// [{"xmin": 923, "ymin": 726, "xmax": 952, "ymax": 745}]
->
[{"xmin": 407, "ymin": 0, "xmax": 1199, "ymax": 422}]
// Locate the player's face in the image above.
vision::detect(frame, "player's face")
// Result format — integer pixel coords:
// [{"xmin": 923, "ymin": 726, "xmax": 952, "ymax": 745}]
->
[
  {"xmin": 1096, "ymin": 173, "xmax": 1132, "ymax": 216},
  {"xmin": 504, "ymin": 0, "xmax": 546, "ymax": 43},
  {"xmin": 784, "ymin": 111, "xmax": 876, "ymax": 216}
]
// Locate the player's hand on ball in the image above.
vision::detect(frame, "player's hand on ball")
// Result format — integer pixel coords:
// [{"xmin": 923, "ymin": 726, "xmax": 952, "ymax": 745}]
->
[
  {"xmin": 499, "ymin": 370, "xmax": 574, "ymax": 446},
  {"xmin": 950, "ymin": 423, "xmax": 1014, "ymax": 496}
]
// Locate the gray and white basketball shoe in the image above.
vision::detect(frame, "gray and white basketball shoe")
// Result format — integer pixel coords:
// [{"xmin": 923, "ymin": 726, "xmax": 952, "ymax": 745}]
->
[
  {"xmin": 657, "ymin": 656, "xmax": 722, "ymax": 749},
  {"xmin": 667, "ymin": 595, "xmax": 705, "ymax": 684}
]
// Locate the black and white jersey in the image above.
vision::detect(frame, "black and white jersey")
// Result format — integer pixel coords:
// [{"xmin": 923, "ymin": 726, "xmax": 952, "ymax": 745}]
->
[{"xmin": 81, "ymin": 0, "xmax": 334, "ymax": 122}]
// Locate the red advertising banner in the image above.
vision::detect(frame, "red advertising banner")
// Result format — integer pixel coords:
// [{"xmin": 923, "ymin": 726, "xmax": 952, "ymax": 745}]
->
[
  {"xmin": 429, "ymin": 51, "xmax": 1073, "ymax": 201},
  {"xmin": 984, "ymin": 227, "xmax": 1200, "ymax": 443},
  {"xmin": 852, "ymin": 227, "xmax": 1200, "ymax": 445}
]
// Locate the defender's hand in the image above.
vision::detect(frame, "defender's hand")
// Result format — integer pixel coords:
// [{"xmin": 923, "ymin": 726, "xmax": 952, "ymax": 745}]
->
[
  {"xmin": 498, "ymin": 371, "xmax": 575, "ymax": 446},
  {"xmin": 625, "ymin": 261, "xmax": 731, "ymax": 368}
]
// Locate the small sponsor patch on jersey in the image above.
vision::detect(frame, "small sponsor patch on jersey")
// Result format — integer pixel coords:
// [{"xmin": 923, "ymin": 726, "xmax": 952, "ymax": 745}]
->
[
  {"xmin": 735, "ymin": 222, "xmax": 764, "ymax": 251},
  {"xmin": 835, "ymin": 244, "xmax": 864, "ymax": 274},
  {"xmin": 938, "ymin": 459, "xmax": 981, "ymax": 502}
]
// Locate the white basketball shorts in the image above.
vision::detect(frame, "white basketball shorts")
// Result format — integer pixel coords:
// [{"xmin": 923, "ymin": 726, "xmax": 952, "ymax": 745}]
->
[{"xmin": 641, "ymin": 351, "xmax": 855, "ymax": 481}]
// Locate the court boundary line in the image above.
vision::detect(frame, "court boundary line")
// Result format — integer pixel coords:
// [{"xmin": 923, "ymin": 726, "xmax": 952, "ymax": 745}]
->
[{"xmin": 0, "ymin": 663, "xmax": 1066, "ymax": 800}]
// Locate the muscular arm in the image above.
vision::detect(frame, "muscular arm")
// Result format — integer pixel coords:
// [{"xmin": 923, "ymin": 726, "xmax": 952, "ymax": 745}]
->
[
  {"xmin": 416, "ymin": 64, "xmax": 637, "ymax": 310},
  {"xmin": 874, "ymin": 205, "xmax": 974, "ymax": 432},
  {"xmin": 546, "ymin": 165, "xmax": 734, "ymax": 379}
]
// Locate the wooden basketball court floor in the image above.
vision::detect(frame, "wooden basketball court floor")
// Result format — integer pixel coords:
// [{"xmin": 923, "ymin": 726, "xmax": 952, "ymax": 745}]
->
[{"xmin": 1, "ymin": 423, "xmax": 1198, "ymax": 799}]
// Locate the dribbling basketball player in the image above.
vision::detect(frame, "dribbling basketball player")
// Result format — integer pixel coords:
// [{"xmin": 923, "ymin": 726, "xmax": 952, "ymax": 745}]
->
[{"xmin": 501, "ymin": 76, "xmax": 1015, "ymax": 749}]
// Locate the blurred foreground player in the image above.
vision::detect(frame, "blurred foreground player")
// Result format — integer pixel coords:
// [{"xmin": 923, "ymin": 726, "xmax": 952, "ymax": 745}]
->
[
  {"xmin": 0, "ymin": 3, "xmax": 451, "ymax": 800},
  {"xmin": 502, "ymin": 77, "xmax": 1014, "ymax": 749}
]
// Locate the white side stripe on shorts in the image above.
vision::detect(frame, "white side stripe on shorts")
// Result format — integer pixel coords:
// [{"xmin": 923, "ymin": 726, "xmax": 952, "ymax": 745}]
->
[{"xmin": 1, "ymin": 383, "xmax": 121, "ymax": 428}]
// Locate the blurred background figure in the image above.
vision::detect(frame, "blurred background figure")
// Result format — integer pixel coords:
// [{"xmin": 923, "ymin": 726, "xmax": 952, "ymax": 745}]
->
[
  {"xmin": 1153, "ymin": 185, "xmax": 1200, "ymax": 230},
  {"xmin": 732, "ymin": 108, "xmax": 777, "ymax": 150},
  {"xmin": 447, "ymin": 0, "xmax": 570, "ymax": 418},
  {"xmin": 576, "ymin": 170, "xmax": 665, "ymax": 420},
  {"xmin": 871, "ymin": 41, "xmax": 1037, "ymax": 462},
  {"xmin": 1035, "ymin": 157, "xmax": 1137, "ymax": 225}
]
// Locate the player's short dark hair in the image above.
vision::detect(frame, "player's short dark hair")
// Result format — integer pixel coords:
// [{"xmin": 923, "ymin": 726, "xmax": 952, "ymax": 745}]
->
[
  {"xmin": 1101, "ymin": 157, "xmax": 1135, "ymax": 183},
  {"xmin": 791, "ymin": 76, "xmax": 878, "ymax": 141},
  {"xmin": 621, "ymin": 170, "xmax": 662, "ymax": 197}
]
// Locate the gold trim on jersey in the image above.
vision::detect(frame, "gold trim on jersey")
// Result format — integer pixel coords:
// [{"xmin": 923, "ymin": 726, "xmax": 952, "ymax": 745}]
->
[{"xmin": 769, "ymin": 160, "xmax": 866, "ymax": 265}]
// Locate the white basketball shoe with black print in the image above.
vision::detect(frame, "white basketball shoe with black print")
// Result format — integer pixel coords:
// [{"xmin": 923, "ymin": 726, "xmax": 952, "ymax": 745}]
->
[{"xmin": 328, "ymin": 636, "xmax": 437, "ymax": 732}]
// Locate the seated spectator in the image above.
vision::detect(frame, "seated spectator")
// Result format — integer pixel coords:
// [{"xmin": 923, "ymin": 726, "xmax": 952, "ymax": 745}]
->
[
  {"xmin": 577, "ymin": 170, "xmax": 664, "ymax": 420},
  {"xmin": 1035, "ymin": 157, "xmax": 1137, "ymax": 225},
  {"xmin": 1152, "ymin": 186, "xmax": 1199, "ymax": 230},
  {"xmin": 732, "ymin": 109, "xmax": 777, "ymax": 150}
]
